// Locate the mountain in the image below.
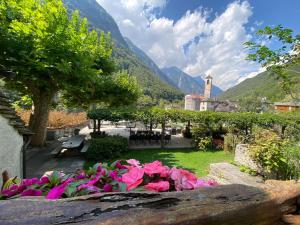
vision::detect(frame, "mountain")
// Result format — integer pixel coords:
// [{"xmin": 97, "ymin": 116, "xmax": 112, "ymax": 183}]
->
[
  {"xmin": 63, "ymin": 0, "xmax": 183, "ymax": 102},
  {"xmin": 124, "ymin": 37, "xmax": 178, "ymax": 88},
  {"xmin": 64, "ymin": 0, "xmax": 127, "ymax": 47},
  {"xmin": 162, "ymin": 67, "xmax": 223, "ymax": 97},
  {"xmin": 219, "ymin": 64, "xmax": 300, "ymax": 102}
]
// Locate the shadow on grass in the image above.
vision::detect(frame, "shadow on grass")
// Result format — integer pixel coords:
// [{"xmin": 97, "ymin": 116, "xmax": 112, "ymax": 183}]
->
[{"xmin": 84, "ymin": 148, "xmax": 228, "ymax": 175}]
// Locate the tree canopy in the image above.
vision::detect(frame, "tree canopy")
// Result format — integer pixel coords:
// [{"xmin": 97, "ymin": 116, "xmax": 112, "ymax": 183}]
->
[
  {"xmin": 0, "ymin": 0, "xmax": 140, "ymax": 145},
  {"xmin": 245, "ymin": 25, "xmax": 300, "ymax": 100}
]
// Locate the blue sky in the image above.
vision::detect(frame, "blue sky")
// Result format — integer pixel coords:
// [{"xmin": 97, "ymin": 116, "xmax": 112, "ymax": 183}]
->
[
  {"xmin": 162, "ymin": 0, "xmax": 300, "ymax": 33},
  {"xmin": 97, "ymin": 0, "xmax": 300, "ymax": 89}
]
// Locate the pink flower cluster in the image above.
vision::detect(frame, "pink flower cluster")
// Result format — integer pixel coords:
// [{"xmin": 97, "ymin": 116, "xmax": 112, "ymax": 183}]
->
[
  {"xmin": 122, "ymin": 159, "xmax": 217, "ymax": 192},
  {"xmin": 0, "ymin": 160, "xmax": 217, "ymax": 200}
]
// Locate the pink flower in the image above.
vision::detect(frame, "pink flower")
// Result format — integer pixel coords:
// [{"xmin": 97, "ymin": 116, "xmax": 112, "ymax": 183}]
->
[
  {"xmin": 207, "ymin": 180, "xmax": 218, "ymax": 186},
  {"xmin": 38, "ymin": 176, "xmax": 50, "ymax": 185},
  {"xmin": 21, "ymin": 189, "xmax": 43, "ymax": 197},
  {"xmin": 22, "ymin": 178, "xmax": 39, "ymax": 187},
  {"xmin": 145, "ymin": 181, "xmax": 170, "ymax": 192},
  {"xmin": 116, "ymin": 161, "xmax": 127, "ymax": 170},
  {"xmin": 103, "ymin": 184, "xmax": 113, "ymax": 192},
  {"xmin": 1, "ymin": 184, "xmax": 25, "ymax": 198},
  {"xmin": 109, "ymin": 170, "xmax": 122, "ymax": 182},
  {"xmin": 193, "ymin": 179, "xmax": 218, "ymax": 189},
  {"xmin": 97, "ymin": 165, "xmax": 102, "ymax": 173},
  {"xmin": 46, "ymin": 178, "xmax": 74, "ymax": 200},
  {"xmin": 126, "ymin": 159, "xmax": 141, "ymax": 168},
  {"xmin": 144, "ymin": 161, "xmax": 169, "ymax": 177},
  {"xmin": 121, "ymin": 167, "xmax": 144, "ymax": 191},
  {"xmin": 75, "ymin": 172, "xmax": 86, "ymax": 180},
  {"xmin": 169, "ymin": 167, "xmax": 197, "ymax": 191}
]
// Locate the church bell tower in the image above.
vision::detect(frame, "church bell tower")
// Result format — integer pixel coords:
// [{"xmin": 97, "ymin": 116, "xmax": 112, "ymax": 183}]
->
[{"xmin": 204, "ymin": 75, "xmax": 212, "ymax": 99}]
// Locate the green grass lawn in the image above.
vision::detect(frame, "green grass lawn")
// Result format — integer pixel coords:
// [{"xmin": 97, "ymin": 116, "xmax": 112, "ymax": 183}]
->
[{"xmin": 86, "ymin": 149, "xmax": 234, "ymax": 177}]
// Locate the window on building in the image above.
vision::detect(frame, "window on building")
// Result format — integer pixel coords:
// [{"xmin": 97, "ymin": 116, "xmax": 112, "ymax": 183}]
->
[{"xmin": 207, "ymin": 80, "xmax": 210, "ymax": 85}]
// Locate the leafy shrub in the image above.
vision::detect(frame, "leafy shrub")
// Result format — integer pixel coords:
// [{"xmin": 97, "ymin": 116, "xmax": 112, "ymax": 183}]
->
[
  {"xmin": 196, "ymin": 137, "xmax": 212, "ymax": 150},
  {"xmin": 86, "ymin": 136, "xmax": 128, "ymax": 160},
  {"xmin": 284, "ymin": 145, "xmax": 300, "ymax": 180},
  {"xmin": 249, "ymin": 128, "xmax": 299, "ymax": 180},
  {"xmin": 224, "ymin": 133, "xmax": 243, "ymax": 152}
]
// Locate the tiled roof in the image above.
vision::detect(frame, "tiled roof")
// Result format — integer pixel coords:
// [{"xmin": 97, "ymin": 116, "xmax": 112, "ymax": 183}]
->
[
  {"xmin": 0, "ymin": 91, "xmax": 33, "ymax": 136},
  {"xmin": 274, "ymin": 102, "xmax": 300, "ymax": 107},
  {"xmin": 185, "ymin": 94, "xmax": 205, "ymax": 100}
]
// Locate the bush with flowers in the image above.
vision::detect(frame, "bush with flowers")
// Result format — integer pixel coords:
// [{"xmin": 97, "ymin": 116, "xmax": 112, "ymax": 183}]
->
[{"xmin": 0, "ymin": 160, "xmax": 217, "ymax": 200}]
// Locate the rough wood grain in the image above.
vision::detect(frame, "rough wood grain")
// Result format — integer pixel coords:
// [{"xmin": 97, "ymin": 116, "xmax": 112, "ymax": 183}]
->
[{"xmin": 0, "ymin": 185, "xmax": 279, "ymax": 225}]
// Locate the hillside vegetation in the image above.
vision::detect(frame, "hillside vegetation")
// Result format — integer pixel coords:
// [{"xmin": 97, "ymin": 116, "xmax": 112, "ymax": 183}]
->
[
  {"xmin": 63, "ymin": 0, "xmax": 183, "ymax": 102},
  {"xmin": 219, "ymin": 64, "xmax": 300, "ymax": 102}
]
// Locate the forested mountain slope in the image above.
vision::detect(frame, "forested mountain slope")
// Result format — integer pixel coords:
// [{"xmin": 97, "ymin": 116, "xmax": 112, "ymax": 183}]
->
[
  {"xmin": 219, "ymin": 65, "xmax": 300, "ymax": 102},
  {"xmin": 63, "ymin": 0, "xmax": 183, "ymax": 102}
]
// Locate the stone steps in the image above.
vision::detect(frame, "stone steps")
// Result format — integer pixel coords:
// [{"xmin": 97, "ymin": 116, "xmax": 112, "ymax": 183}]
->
[{"xmin": 208, "ymin": 162, "xmax": 264, "ymax": 187}]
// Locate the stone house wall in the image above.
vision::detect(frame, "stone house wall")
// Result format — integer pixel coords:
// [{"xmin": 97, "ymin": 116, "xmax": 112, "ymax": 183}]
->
[{"xmin": 0, "ymin": 115, "xmax": 23, "ymax": 188}]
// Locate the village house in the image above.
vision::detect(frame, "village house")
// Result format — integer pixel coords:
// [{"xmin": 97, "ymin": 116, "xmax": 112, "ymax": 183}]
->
[
  {"xmin": 274, "ymin": 102, "xmax": 300, "ymax": 112},
  {"xmin": 184, "ymin": 75, "xmax": 237, "ymax": 112},
  {"xmin": 0, "ymin": 91, "xmax": 32, "ymax": 188}
]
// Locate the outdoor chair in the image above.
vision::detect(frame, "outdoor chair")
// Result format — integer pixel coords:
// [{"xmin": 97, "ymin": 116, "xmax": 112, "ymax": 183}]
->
[{"xmin": 165, "ymin": 134, "xmax": 171, "ymax": 144}]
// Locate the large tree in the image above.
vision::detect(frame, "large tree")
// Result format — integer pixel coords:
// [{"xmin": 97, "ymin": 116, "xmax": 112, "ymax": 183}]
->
[
  {"xmin": 245, "ymin": 25, "xmax": 300, "ymax": 100},
  {"xmin": 0, "ymin": 0, "xmax": 139, "ymax": 145}
]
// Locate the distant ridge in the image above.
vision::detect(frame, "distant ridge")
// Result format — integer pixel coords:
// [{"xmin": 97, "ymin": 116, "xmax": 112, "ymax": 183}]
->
[
  {"xmin": 219, "ymin": 64, "xmax": 300, "ymax": 102},
  {"xmin": 162, "ymin": 67, "xmax": 223, "ymax": 97}
]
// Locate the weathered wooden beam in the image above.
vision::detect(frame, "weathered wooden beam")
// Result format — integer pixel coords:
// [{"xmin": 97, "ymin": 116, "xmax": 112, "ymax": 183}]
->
[{"xmin": 1, "ymin": 182, "xmax": 299, "ymax": 225}]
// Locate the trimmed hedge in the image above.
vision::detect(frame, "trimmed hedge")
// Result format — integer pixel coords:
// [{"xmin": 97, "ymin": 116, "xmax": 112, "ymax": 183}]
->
[{"xmin": 86, "ymin": 136, "xmax": 128, "ymax": 160}]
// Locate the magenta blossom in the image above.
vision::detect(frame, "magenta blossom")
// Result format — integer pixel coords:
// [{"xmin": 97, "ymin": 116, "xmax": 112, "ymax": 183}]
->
[
  {"xmin": 109, "ymin": 170, "xmax": 122, "ymax": 182},
  {"xmin": 144, "ymin": 161, "xmax": 169, "ymax": 177},
  {"xmin": 103, "ymin": 184, "xmax": 113, "ymax": 192},
  {"xmin": 38, "ymin": 176, "xmax": 50, "ymax": 186},
  {"xmin": 116, "ymin": 161, "xmax": 127, "ymax": 170},
  {"xmin": 122, "ymin": 167, "xmax": 144, "ymax": 191},
  {"xmin": 46, "ymin": 178, "xmax": 74, "ymax": 200},
  {"xmin": 22, "ymin": 178, "xmax": 39, "ymax": 187},
  {"xmin": 169, "ymin": 167, "xmax": 198, "ymax": 191},
  {"xmin": 145, "ymin": 181, "xmax": 170, "ymax": 192},
  {"xmin": 75, "ymin": 172, "xmax": 86, "ymax": 180},
  {"xmin": 21, "ymin": 189, "xmax": 43, "ymax": 197},
  {"xmin": 126, "ymin": 159, "xmax": 141, "ymax": 168}
]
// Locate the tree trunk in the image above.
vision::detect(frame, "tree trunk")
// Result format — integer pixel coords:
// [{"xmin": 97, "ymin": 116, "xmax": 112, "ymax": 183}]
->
[
  {"xmin": 161, "ymin": 121, "xmax": 165, "ymax": 149},
  {"xmin": 150, "ymin": 119, "xmax": 153, "ymax": 132},
  {"xmin": 97, "ymin": 119, "xmax": 101, "ymax": 132},
  {"xmin": 29, "ymin": 91, "xmax": 54, "ymax": 146},
  {"xmin": 93, "ymin": 119, "xmax": 96, "ymax": 133}
]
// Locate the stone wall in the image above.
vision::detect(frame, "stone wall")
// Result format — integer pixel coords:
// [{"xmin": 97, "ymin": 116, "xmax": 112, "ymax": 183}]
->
[
  {"xmin": 235, "ymin": 144, "xmax": 261, "ymax": 171},
  {"xmin": 0, "ymin": 115, "xmax": 23, "ymax": 187}
]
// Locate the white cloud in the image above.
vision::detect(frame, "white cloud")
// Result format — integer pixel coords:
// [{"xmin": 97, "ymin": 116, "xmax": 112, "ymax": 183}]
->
[{"xmin": 96, "ymin": 0, "xmax": 262, "ymax": 90}]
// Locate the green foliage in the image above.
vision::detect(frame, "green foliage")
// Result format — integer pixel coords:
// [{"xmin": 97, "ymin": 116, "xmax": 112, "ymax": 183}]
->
[
  {"xmin": 224, "ymin": 133, "xmax": 242, "ymax": 152},
  {"xmin": 239, "ymin": 165, "xmax": 259, "ymax": 176},
  {"xmin": 0, "ymin": 0, "xmax": 140, "ymax": 145},
  {"xmin": 245, "ymin": 25, "xmax": 300, "ymax": 100},
  {"xmin": 196, "ymin": 137, "xmax": 212, "ymax": 151},
  {"xmin": 86, "ymin": 136, "xmax": 129, "ymax": 161},
  {"xmin": 113, "ymin": 45, "xmax": 184, "ymax": 102},
  {"xmin": 12, "ymin": 95, "xmax": 33, "ymax": 110},
  {"xmin": 249, "ymin": 128, "xmax": 299, "ymax": 180},
  {"xmin": 0, "ymin": 0, "xmax": 114, "ymax": 97}
]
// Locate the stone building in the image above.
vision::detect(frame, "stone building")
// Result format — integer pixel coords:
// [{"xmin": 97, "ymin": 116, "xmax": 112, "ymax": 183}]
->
[
  {"xmin": 184, "ymin": 75, "xmax": 237, "ymax": 112},
  {"xmin": 0, "ymin": 91, "xmax": 32, "ymax": 188}
]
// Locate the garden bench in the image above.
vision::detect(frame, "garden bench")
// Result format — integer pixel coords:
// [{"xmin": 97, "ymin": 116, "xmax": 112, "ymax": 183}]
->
[
  {"xmin": 50, "ymin": 145, "xmax": 62, "ymax": 156},
  {"xmin": 62, "ymin": 135, "xmax": 85, "ymax": 149},
  {"xmin": 51, "ymin": 135, "xmax": 85, "ymax": 156},
  {"xmin": 80, "ymin": 142, "xmax": 90, "ymax": 153}
]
